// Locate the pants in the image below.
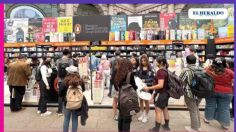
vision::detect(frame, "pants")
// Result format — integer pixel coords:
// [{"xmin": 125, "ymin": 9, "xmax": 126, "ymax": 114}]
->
[
  {"xmin": 9, "ymin": 86, "xmax": 26, "ymax": 111},
  {"xmin": 58, "ymin": 82, "xmax": 63, "ymax": 113},
  {"xmin": 205, "ymin": 93, "xmax": 233, "ymax": 127},
  {"xmin": 63, "ymin": 107, "xmax": 78, "ymax": 132},
  {"xmin": 184, "ymin": 96, "xmax": 201, "ymax": 130},
  {"xmin": 103, "ymin": 69, "xmax": 111, "ymax": 88},
  {"xmin": 38, "ymin": 80, "xmax": 49, "ymax": 113},
  {"xmin": 118, "ymin": 115, "xmax": 132, "ymax": 132},
  {"xmin": 231, "ymin": 96, "xmax": 234, "ymax": 118}
]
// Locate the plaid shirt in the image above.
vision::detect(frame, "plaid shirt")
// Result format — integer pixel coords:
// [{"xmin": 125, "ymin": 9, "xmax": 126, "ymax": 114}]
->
[{"xmin": 179, "ymin": 64, "xmax": 198, "ymax": 99}]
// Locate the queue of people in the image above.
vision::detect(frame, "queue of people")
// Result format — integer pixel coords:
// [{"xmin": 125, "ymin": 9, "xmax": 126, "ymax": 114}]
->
[{"xmin": 5, "ymin": 48, "xmax": 234, "ymax": 132}]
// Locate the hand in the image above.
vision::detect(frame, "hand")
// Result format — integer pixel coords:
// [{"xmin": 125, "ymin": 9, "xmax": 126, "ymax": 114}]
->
[
  {"xmin": 143, "ymin": 86, "xmax": 149, "ymax": 92},
  {"xmin": 46, "ymin": 85, "xmax": 50, "ymax": 90}
]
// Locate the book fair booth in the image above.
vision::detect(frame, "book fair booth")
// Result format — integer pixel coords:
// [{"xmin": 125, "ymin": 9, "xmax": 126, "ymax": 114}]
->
[{"xmin": 4, "ymin": 11, "xmax": 234, "ymax": 108}]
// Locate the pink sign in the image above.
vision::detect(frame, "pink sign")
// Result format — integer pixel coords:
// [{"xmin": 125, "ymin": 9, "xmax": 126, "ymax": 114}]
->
[
  {"xmin": 160, "ymin": 13, "xmax": 177, "ymax": 30},
  {"xmin": 42, "ymin": 18, "xmax": 57, "ymax": 33}
]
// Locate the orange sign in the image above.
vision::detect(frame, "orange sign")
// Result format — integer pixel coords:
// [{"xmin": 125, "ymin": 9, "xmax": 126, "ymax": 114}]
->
[
  {"xmin": 183, "ymin": 40, "xmax": 207, "ymax": 45},
  {"xmin": 215, "ymin": 37, "xmax": 234, "ymax": 44}
]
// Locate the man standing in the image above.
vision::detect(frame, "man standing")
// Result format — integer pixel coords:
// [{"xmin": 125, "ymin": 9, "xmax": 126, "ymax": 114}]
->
[
  {"xmin": 7, "ymin": 54, "xmax": 32, "ymax": 112},
  {"xmin": 56, "ymin": 49, "xmax": 73, "ymax": 116},
  {"xmin": 179, "ymin": 55, "xmax": 202, "ymax": 132}
]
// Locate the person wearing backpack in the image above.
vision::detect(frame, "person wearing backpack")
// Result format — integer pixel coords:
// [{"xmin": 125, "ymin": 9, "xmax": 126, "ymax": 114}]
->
[
  {"xmin": 179, "ymin": 55, "xmax": 202, "ymax": 132},
  {"xmin": 143, "ymin": 56, "xmax": 170, "ymax": 132},
  {"xmin": 204, "ymin": 58, "xmax": 234, "ymax": 130},
  {"xmin": 114, "ymin": 58, "xmax": 138, "ymax": 132},
  {"xmin": 59, "ymin": 65, "xmax": 85, "ymax": 132},
  {"xmin": 137, "ymin": 54, "xmax": 155, "ymax": 123},
  {"xmin": 56, "ymin": 49, "xmax": 73, "ymax": 116},
  {"xmin": 37, "ymin": 57, "xmax": 53, "ymax": 116}
]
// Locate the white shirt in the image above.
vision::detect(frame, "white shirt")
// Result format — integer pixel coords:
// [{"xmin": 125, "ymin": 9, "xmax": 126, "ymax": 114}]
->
[{"xmin": 40, "ymin": 65, "xmax": 52, "ymax": 87}]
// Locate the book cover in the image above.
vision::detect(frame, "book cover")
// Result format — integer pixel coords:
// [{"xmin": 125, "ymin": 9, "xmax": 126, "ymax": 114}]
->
[
  {"xmin": 160, "ymin": 13, "xmax": 178, "ymax": 31},
  {"xmin": 58, "ymin": 17, "xmax": 73, "ymax": 33},
  {"xmin": 109, "ymin": 32, "xmax": 115, "ymax": 41},
  {"xmin": 170, "ymin": 30, "xmax": 176, "ymax": 40},
  {"xmin": 179, "ymin": 13, "xmax": 196, "ymax": 30},
  {"xmin": 192, "ymin": 30, "xmax": 197, "ymax": 40},
  {"xmin": 110, "ymin": 15, "xmax": 126, "ymax": 32},
  {"xmin": 42, "ymin": 17, "xmax": 57, "ymax": 33},
  {"xmin": 127, "ymin": 16, "xmax": 143, "ymax": 33},
  {"xmin": 165, "ymin": 30, "xmax": 170, "ymax": 40},
  {"xmin": 218, "ymin": 27, "xmax": 228, "ymax": 38},
  {"xmin": 143, "ymin": 14, "xmax": 160, "ymax": 30},
  {"xmin": 197, "ymin": 29, "xmax": 205, "ymax": 40},
  {"xmin": 28, "ymin": 18, "xmax": 42, "ymax": 42},
  {"xmin": 182, "ymin": 30, "xmax": 188, "ymax": 40},
  {"xmin": 176, "ymin": 30, "xmax": 182, "ymax": 40}
]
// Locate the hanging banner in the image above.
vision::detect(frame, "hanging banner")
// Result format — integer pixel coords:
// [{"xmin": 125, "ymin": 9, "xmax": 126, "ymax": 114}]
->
[
  {"xmin": 28, "ymin": 18, "xmax": 42, "ymax": 42},
  {"xmin": 58, "ymin": 17, "xmax": 73, "ymax": 33},
  {"xmin": 143, "ymin": 14, "xmax": 160, "ymax": 29},
  {"xmin": 179, "ymin": 13, "xmax": 196, "ymax": 30},
  {"xmin": 127, "ymin": 16, "xmax": 143, "ymax": 32},
  {"xmin": 160, "ymin": 13, "xmax": 178, "ymax": 30},
  {"xmin": 4, "ymin": 18, "xmax": 28, "ymax": 43},
  {"xmin": 110, "ymin": 15, "xmax": 127, "ymax": 32},
  {"xmin": 73, "ymin": 16, "xmax": 110, "ymax": 41},
  {"xmin": 42, "ymin": 17, "xmax": 57, "ymax": 33}
]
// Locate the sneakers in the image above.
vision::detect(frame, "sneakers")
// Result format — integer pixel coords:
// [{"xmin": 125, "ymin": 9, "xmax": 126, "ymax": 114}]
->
[
  {"xmin": 142, "ymin": 113, "xmax": 148, "ymax": 123},
  {"xmin": 138, "ymin": 112, "xmax": 144, "ymax": 121},
  {"xmin": 40, "ymin": 111, "xmax": 52, "ymax": 117},
  {"xmin": 37, "ymin": 110, "xmax": 41, "ymax": 114},
  {"xmin": 185, "ymin": 126, "xmax": 198, "ymax": 132},
  {"xmin": 56, "ymin": 112, "xmax": 63, "ymax": 116},
  {"xmin": 221, "ymin": 125, "xmax": 229, "ymax": 130},
  {"xmin": 162, "ymin": 124, "xmax": 171, "ymax": 131},
  {"xmin": 114, "ymin": 114, "xmax": 118, "ymax": 121},
  {"xmin": 203, "ymin": 118, "xmax": 210, "ymax": 124}
]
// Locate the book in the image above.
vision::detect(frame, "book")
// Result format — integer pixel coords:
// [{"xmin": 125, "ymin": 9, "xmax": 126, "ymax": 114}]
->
[
  {"xmin": 176, "ymin": 30, "xmax": 182, "ymax": 40},
  {"xmin": 170, "ymin": 30, "xmax": 176, "ymax": 40},
  {"xmin": 165, "ymin": 30, "xmax": 170, "ymax": 40},
  {"xmin": 197, "ymin": 29, "xmax": 205, "ymax": 40},
  {"xmin": 218, "ymin": 27, "xmax": 227, "ymax": 38}
]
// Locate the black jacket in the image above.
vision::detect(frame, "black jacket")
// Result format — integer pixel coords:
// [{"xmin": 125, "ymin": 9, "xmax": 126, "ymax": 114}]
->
[
  {"xmin": 114, "ymin": 72, "xmax": 137, "ymax": 91},
  {"xmin": 137, "ymin": 67, "xmax": 155, "ymax": 86}
]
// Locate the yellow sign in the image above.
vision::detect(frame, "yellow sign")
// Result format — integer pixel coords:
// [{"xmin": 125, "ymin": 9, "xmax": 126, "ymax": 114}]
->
[
  {"xmin": 58, "ymin": 17, "xmax": 73, "ymax": 33},
  {"xmin": 227, "ymin": 25, "xmax": 234, "ymax": 37}
]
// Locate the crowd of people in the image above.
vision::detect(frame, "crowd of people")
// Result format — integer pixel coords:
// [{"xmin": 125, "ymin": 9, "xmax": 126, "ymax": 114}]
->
[{"xmin": 5, "ymin": 47, "xmax": 234, "ymax": 132}]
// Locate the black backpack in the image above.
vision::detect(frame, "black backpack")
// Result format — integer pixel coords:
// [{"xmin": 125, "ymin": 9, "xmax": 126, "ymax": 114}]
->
[
  {"xmin": 119, "ymin": 72, "xmax": 140, "ymax": 116},
  {"xmin": 188, "ymin": 67, "xmax": 215, "ymax": 98},
  {"xmin": 58, "ymin": 59, "xmax": 70, "ymax": 78},
  {"xmin": 164, "ymin": 69, "xmax": 185, "ymax": 99},
  {"xmin": 35, "ymin": 66, "xmax": 42, "ymax": 81}
]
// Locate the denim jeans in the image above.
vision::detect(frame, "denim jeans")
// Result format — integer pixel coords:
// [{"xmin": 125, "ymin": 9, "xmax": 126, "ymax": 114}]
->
[
  {"xmin": 205, "ymin": 93, "xmax": 233, "ymax": 127},
  {"xmin": 118, "ymin": 115, "xmax": 132, "ymax": 132},
  {"xmin": 38, "ymin": 80, "xmax": 49, "ymax": 113},
  {"xmin": 63, "ymin": 107, "xmax": 78, "ymax": 132}
]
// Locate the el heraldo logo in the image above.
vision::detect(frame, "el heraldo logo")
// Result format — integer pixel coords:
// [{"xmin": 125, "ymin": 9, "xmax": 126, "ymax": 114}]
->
[
  {"xmin": 74, "ymin": 24, "xmax": 81, "ymax": 34},
  {"xmin": 188, "ymin": 8, "xmax": 228, "ymax": 19}
]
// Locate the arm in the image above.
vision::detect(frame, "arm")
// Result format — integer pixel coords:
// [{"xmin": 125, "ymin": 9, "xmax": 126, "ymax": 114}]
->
[
  {"xmin": 24, "ymin": 64, "xmax": 32, "ymax": 77},
  {"xmin": 130, "ymin": 73, "xmax": 138, "ymax": 90},
  {"xmin": 40, "ymin": 65, "xmax": 49, "ymax": 89},
  {"xmin": 145, "ymin": 79, "xmax": 164, "ymax": 90}
]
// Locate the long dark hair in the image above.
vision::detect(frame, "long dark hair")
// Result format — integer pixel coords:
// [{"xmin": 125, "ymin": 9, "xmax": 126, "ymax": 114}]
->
[
  {"xmin": 42, "ymin": 56, "xmax": 51, "ymax": 67},
  {"xmin": 63, "ymin": 73, "xmax": 84, "ymax": 88},
  {"xmin": 114, "ymin": 58, "xmax": 133, "ymax": 87},
  {"xmin": 211, "ymin": 58, "xmax": 226, "ymax": 74},
  {"xmin": 139, "ymin": 54, "xmax": 151, "ymax": 70}
]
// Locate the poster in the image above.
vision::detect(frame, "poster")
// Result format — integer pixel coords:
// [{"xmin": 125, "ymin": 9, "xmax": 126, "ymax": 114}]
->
[
  {"xmin": 127, "ymin": 16, "xmax": 143, "ymax": 32},
  {"xmin": 110, "ymin": 15, "xmax": 126, "ymax": 32},
  {"xmin": 218, "ymin": 27, "xmax": 228, "ymax": 38},
  {"xmin": 42, "ymin": 17, "xmax": 57, "ymax": 33},
  {"xmin": 160, "ymin": 13, "xmax": 178, "ymax": 30},
  {"xmin": 143, "ymin": 14, "xmax": 160, "ymax": 30},
  {"xmin": 4, "ymin": 18, "xmax": 28, "ymax": 43},
  {"xmin": 28, "ymin": 18, "xmax": 42, "ymax": 42},
  {"xmin": 213, "ymin": 19, "xmax": 227, "ymax": 37},
  {"xmin": 179, "ymin": 13, "xmax": 196, "ymax": 30},
  {"xmin": 196, "ymin": 20, "xmax": 212, "ymax": 39},
  {"xmin": 73, "ymin": 16, "xmax": 110, "ymax": 41},
  {"xmin": 58, "ymin": 17, "xmax": 73, "ymax": 33}
]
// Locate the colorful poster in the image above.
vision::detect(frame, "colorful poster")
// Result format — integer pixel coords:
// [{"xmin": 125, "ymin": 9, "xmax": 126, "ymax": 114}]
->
[
  {"xmin": 143, "ymin": 14, "xmax": 160, "ymax": 30},
  {"xmin": 213, "ymin": 19, "xmax": 227, "ymax": 37},
  {"xmin": 42, "ymin": 17, "xmax": 57, "ymax": 33},
  {"xmin": 218, "ymin": 27, "xmax": 228, "ymax": 38},
  {"xmin": 110, "ymin": 15, "xmax": 126, "ymax": 32},
  {"xmin": 58, "ymin": 17, "xmax": 73, "ymax": 33},
  {"xmin": 73, "ymin": 16, "xmax": 110, "ymax": 41},
  {"xmin": 160, "ymin": 13, "xmax": 178, "ymax": 30},
  {"xmin": 196, "ymin": 20, "xmax": 211, "ymax": 39},
  {"xmin": 179, "ymin": 13, "xmax": 196, "ymax": 30},
  {"xmin": 5, "ymin": 18, "xmax": 28, "ymax": 43},
  {"xmin": 127, "ymin": 16, "xmax": 143, "ymax": 32},
  {"xmin": 28, "ymin": 18, "xmax": 42, "ymax": 42}
]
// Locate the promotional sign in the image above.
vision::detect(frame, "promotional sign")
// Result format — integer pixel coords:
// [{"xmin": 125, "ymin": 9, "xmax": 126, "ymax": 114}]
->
[
  {"xmin": 179, "ymin": 13, "xmax": 196, "ymax": 30},
  {"xmin": 73, "ymin": 16, "xmax": 110, "ymax": 41},
  {"xmin": 28, "ymin": 18, "xmax": 42, "ymax": 42},
  {"xmin": 188, "ymin": 8, "xmax": 228, "ymax": 20},
  {"xmin": 196, "ymin": 20, "xmax": 212, "ymax": 38},
  {"xmin": 143, "ymin": 14, "xmax": 160, "ymax": 29},
  {"xmin": 5, "ymin": 18, "xmax": 28, "ymax": 43},
  {"xmin": 110, "ymin": 15, "xmax": 127, "ymax": 32},
  {"xmin": 42, "ymin": 17, "xmax": 57, "ymax": 33},
  {"xmin": 160, "ymin": 13, "xmax": 178, "ymax": 30},
  {"xmin": 58, "ymin": 17, "xmax": 73, "ymax": 33},
  {"xmin": 127, "ymin": 16, "xmax": 143, "ymax": 32}
]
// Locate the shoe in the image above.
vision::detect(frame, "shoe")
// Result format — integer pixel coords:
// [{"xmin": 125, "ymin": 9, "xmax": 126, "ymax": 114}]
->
[
  {"xmin": 203, "ymin": 118, "xmax": 210, "ymax": 124},
  {"xmin": 11, "ymin": 107, "xmax": 26, "ymax": 112},
  {"xmin": 162, "ymin": 124, "xmax": 171, "ymax": 131},
  {"xmin": 221, "ymin": 125, "xmax": 229, "ymax": 130},
  {"xmin": 138, "ymin": 112, "xmax": 144, "ymax": 121},
  {"xmin": 40, "ymin": 111, "xmax": 52, "ymax": 116},
  {"xmin": 114, "ymin": 114, "xmax": 118, "ymax": 121},
  {"xmin": 56, "ymin": 112, "xmax": 63, "ymax": 116},
  {"xmin": 185, "ymin": 126, "xmax": 198, "ymax": 132},
  {"xmin": 37, "ymin": 110, "xmax": 41, "ymax": 114},
  {"xmin": 107, "ymin": 93, "xmax": 112, "ymax": 98},
  {"xmin": 142, "ymin": 113, "xmax": 148, "ymax": 123},
  {"xmin": 149, "ymin": 127, "xmax": 159, "ymax": 132}
]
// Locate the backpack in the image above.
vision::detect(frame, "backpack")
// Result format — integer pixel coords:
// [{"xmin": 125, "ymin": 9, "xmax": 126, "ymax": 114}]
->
[
  {"xmin": 58, "ymin": 59, "xmax": 70, "ymax": 78},
  {"xmin": 119, "ymin": 72, "xmax": 140, "ymax": 116},
  {"xmin": 164, "ymin": 69, "xmax": 185, "ymax": 99},
  {"xmin": 66, "ymin": 85, "xmax": 84, "ymax": 110},
  {"xmin": 35, "ymin": 66, "xmax": 42, "ymax": 81},
  {"xmin": 188, "ymin": 67, "xmax": 215, "ymax": 98}
]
